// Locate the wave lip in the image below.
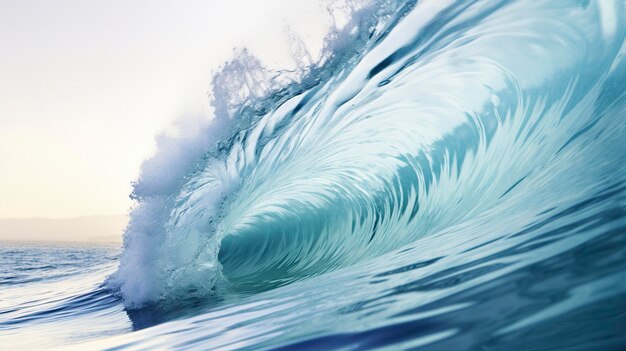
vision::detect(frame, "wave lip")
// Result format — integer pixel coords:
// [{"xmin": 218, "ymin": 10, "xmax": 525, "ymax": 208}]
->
[{"xmin": 109, "ymin": 0, "xmax": 626, "ymax": 308}]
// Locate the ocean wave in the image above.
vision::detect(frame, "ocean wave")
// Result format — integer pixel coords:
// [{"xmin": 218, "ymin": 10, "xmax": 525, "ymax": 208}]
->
[{"xmin": 108, "ymin": 0, "xmax": 626, "ymax": 310}]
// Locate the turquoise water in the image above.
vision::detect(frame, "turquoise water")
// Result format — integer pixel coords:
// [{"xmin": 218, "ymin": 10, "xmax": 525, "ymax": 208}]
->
[{"xmin": 2, "ymin": 0, "xmax": 626, "ymax": 349}]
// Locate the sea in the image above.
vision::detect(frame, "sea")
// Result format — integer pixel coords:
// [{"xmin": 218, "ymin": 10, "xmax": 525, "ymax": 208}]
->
[{"xmin": 1, "ymin": 0, "xmax": 626, "ymax": 349}]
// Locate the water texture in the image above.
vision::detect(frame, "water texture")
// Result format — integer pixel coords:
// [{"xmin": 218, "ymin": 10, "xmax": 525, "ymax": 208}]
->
[{"xmin": 1, "ymin": 0, "xmax": 625, "ymax": 349}]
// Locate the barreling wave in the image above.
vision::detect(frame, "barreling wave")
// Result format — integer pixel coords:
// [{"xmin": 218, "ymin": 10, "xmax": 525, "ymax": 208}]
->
[{"xmin": 108, "ymin": 0, "xmax": 626, "ymax": 308}]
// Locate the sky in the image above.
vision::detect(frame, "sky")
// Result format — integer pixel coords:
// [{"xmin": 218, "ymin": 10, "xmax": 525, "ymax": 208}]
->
[{"xmin": 0, "ymin": 0, "xmax": 334, "ymax": 220}]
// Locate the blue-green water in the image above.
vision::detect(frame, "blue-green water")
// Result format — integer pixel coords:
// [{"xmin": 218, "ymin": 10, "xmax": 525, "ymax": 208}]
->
[{"xmin": 2, "ymin": 0, "xmax": 626, "ymax": 349}]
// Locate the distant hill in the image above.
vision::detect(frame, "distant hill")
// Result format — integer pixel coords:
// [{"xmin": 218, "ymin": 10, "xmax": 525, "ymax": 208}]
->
[{"xmin": 0, "ymin": 215, "xmax": 127, "ymax": 242}]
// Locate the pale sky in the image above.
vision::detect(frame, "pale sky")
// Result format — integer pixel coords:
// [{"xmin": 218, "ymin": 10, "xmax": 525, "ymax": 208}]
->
[{"xmin": 0, "ymin": 0, "xmax": 332, "ymax": 219}]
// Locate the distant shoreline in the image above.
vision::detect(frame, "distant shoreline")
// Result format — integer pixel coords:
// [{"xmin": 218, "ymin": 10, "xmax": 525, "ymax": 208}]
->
[
  {"xmin": 0, "ymin": 239, "xmax": 121, "ymax": 246},
  {"xmin": 0, "ymin": 215, "xmax": 126, "ymax": 243}
]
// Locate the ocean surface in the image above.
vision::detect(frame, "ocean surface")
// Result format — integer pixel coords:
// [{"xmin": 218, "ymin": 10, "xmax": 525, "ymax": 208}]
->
[{"xmin": 2, "ymin": 0, "xmax": 626, "ymax": 349}]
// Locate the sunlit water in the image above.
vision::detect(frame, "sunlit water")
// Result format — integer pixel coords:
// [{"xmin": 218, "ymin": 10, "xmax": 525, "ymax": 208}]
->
[{"xmin": 2, "ymin": 0, "xmax": 626, "ymax": 349}]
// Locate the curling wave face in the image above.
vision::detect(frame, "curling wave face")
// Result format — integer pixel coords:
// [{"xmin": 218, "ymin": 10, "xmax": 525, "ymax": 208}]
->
[{"xmin": 109, "ymin": 0, "xmax": 626, "ymax": 309}]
